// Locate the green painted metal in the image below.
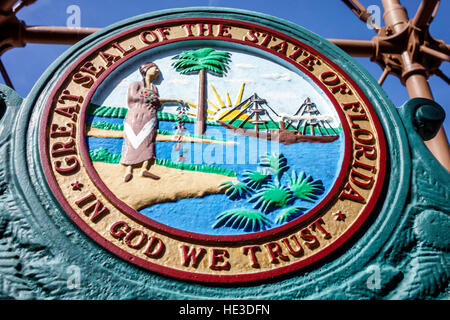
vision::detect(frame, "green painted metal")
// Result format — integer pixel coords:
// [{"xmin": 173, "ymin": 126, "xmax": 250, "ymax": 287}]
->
[{"xmin": 0, "ymin": 7, "xmax": 448, "ymax": 299}]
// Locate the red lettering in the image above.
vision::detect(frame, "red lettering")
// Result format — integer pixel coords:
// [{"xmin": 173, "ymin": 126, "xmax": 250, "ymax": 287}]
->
[
  {"xmin": 243, "ymin": 245, "xmax": 261, "ymax": 268},
  {"xmin": 50, "ymin": 123, "xmax": 75, "ymax": 138},
  {"xmin": 281, "ymin": 235, "xmax": 304, "ymax": 257},
  {"xmin": 217, "ymin": 24, "xmax": 232, "ymax": 38},
  {"xmin": 156, "ymin": 27, "xmax": 170, "ymax": 40},
  {"xmin": 331, "ymin": 82, "xmax": 352, "ymax": 95},
  {"xmin": 354, "ymin": 144, "xmax": 377, "ymax": 160},
  {"xmin": 270, "ymin": 40, "xmax": 288, "ymax": 56},
  {"xmin": 75, "ymin": 193, "xmax": 110, "ymax": 223},
  {"xmin": 81, "ymin": 200, "xmax": 110, "ymax": 223},
  {"xmin": 289, "ymin": 46, "xmax": 304, "ymax": 60},
  {"xmin": 144, "ymin": 236, "xmax": 165, "ymax": 258},
  {"xmin": 124, "ymin": 229, "xmax": 147, "ymax": 249},
  {"xmin": 299, "ymin": 54, "xmax": 318, "ymax": 71},
  {"xmin": 110, "ymin": 221, "xmax": 131, "ymax": 240},
  {"xmin": 75, "ymin": 193, "xmax": 96, "ymax": 207},
  {"xmin": 210, "ymin": 249, "xmax": 231, "ymax": 270},
  {"xmin": 181, "ymin": 245, "xmax": 206, "ymax": 267},
  {"xmin": 339, "ymin": 182, "xmax": 366, "ymax": 203},
  {"xmin": 348, "ymin": 113, "xmax": 368, "ymax": 128},
  {"xmin": 320, "ymin": 71, "xmax": 340, "ymax": 86},
  {"xmin": 243, "ymin": 29, "xmax": 258, "ymax": 43},
  {"xmin": 182, "ymin": 24, "xmax": 194, "ymax": 37},
  {"xmin": 354, "ymin": 159, "xmax": 376, "ymax": 172},
  {"xmin": 51, "ymin": 139, "xmax": 76, "ymax": 157},
  {"xmin": 197, "ymin": 23, "xmax": 213, "ymax": 37},
  {"xmin": 311, "ymin": 218, "xmax": 331, "ymax": 239},
  {"xmin": 54, "ymin": 104, "xmax": 79, "ymax": 121},
  {"xmin": 99, "ymin": 50, "xmax": 121, "ymax": 67},
  {"xmin": 300, "ymin": 228, "xmax": 319, "ymax": 249},
  {"xmin": 350, "ymin": 169, "xmax": 374, "ymax": 189},
  {"xmin": 265, "ymin": 242, "xmax": 289, "ymax": 263},
  {"xmin": 57, "ymin": 90, "xmax": 83, "ymax": 104},
  {"xmin": 260, "ymin": 33, "xmax": 272, "ymax": 47},
  {"xmin": 342, "ymin": 101, "xmax": 364, "ymax": 113},
  {"xmin": 112, "ymin": 41, "xmax": 136, "ymax": 56},
  {"xmin": 140, "ymin": 30, "xmax": 159, "ymax": 44},
  {"xmin": 354, "ymin": 128, "xmax": 375, "ymax": 144},
  {"xmin": 54, "ymin": 156, "xmax": 79, "ymax": 175},
  {"xmin": 80, "ymin": 61, "xmax": 104, "ymax": 78},
  {"xmin": 72, "ymin": 72, "xmax": 94, "ymax": 88}
]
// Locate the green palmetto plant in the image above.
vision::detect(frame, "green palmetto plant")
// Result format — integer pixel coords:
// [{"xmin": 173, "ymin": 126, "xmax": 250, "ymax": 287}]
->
[
  {"xmin": 275, "ymin": 206, "xmax": 306, "ymax": 224},
  {"xmin": 215, "ymin": 153, "xmax": 324, "ymax": 232},
  {"xmin": 219, "ymin": 181, "xmax": 253, "ymax": 200},
  {"xmin": 241, "ymin": 168, "xmax": 273, "ymax": 189},
  {"xmin": 288, "ymin": 171, "xmax": 325, "ymax": 202},
  {"xmin": 172, "ymin": 48, "xmax": 231, "ymax": 135},
  {"xmin": 259, "ymin": 153, "xmax": 289, "ymax": 182},
  {"xmin": 213, "ymin": 209, "xmax": 272, "ymax": 232},
  {"xmin": 248, "ymin": 182, "xmax": 295, "ymax": 213}
]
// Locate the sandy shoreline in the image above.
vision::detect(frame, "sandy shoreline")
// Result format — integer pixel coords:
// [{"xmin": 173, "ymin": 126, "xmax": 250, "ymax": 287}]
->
[
  {"xmin": 86, "ymin": 127, "xmax": 237, "ymax": 145},
  {"xmin": 93, "ymin": 161, "xmax": 237, "ymax": 210}
]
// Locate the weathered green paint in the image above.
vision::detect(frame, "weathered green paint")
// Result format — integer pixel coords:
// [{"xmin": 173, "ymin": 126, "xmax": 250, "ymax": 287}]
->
[{"xmin": 0, "ymin": 8, "xmax": 448, "ymax": 299}]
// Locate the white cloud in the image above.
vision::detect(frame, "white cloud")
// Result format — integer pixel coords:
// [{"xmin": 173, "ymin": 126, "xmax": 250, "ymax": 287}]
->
[
  {"xmin": 236, "ymin": 63, "xmax": 257, "ymax": 69},
  {"xmin": 261, "ymin": 73, "xmax": 292, "ymax": 81},
  {"xmin": 223, "ymin": 79, "xmax": 255, "ymax": 84}
]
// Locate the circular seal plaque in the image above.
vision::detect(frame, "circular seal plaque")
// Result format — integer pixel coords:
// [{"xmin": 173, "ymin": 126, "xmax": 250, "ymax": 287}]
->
[{"xmin": 39, "ymin": 12, "xmax": 386, "ymax": 283}]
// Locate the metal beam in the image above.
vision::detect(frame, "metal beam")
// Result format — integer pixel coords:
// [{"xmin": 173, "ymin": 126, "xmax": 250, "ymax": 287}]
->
[
  {"xmin": 412, "ymin": 0, "xmax": 440, "ymax": 27},
  {"xmin": 23, "ymin": 25, "xmax": 100, "ymax": 44},
  {"xmin": 20, "ymin": 26, "xmax": 403, "ymax": 58},
  {"xmin": 328, "ymin": 38, "xmax": 401, "ymax": 57},
  {"xmin": 381, "ymin": 0, "xmax": 450, "ymax": 171},
  {"xmin": 0, "ymin": 0, "xmax": 18, "ymax": 13}
]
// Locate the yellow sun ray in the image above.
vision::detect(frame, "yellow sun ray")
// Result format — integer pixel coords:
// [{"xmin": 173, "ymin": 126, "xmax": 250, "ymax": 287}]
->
[
  {"xmin": 184, "ymin": 101, "xmax": 197, "ymax": 109},
  {"xmin": 235, "ymin": 82, "xmax": 245, "ymax": 106},
  {"xmin": 210, "ymin": 84, "xmax": 226, "ymax": 108},
  {"xmin": 207, "ymin": 99, "xmax": 220, "ymax": 111},
  {"xmin": 226, "ymin": 92, "xmax": 232, "ymax": 107},
  {"xmin": 184, "ymin": 82, "xmax": 249, "ymax": 121}
]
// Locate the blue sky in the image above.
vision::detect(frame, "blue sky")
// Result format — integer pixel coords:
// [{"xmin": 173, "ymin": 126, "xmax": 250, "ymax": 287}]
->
[{"xmin": 3, "ymin": 0, "xmax": 449, "ymax": 134}]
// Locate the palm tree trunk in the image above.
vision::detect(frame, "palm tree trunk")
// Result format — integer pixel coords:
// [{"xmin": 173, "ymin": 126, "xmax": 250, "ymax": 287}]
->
[{"xmin": 196, "ymin": 68, "xmax": 206, "ymax": 135}]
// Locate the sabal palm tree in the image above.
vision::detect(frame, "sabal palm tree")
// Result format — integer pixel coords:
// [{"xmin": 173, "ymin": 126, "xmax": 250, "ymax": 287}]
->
[{"xmin": 172, "ymin": 48, "xmax": 231, "ymax": 135}]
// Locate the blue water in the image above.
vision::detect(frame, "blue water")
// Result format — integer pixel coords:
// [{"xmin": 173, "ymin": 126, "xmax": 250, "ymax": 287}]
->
[{"xmin": 86, "ymin": 118, "xmax": 345, "ymax": 236}]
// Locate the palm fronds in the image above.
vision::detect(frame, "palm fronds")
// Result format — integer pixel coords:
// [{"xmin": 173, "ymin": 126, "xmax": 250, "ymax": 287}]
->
[
  {"xmin": 288, "ymin": 171, "xmax": 324, "ymax": 202},
  {"xmin": 241, "ymin": 168, "xmax": 272, "ymax": 189},
  {"xmin": 172, "ymin": 48, "xmax": 231, "ymax": 75},
  {"xmin": 213, "ymin": 209, "xmax": 272, "ymax": 232},
  {"xmin": 248, "ymin": 182, "xmax": 294, "ymax": 213},
  {"xmin": 259, "ymin": 153, "xmax": 290, "ymax": 181},
  {"xmin": 220, "ymin": 181, "xmax": 253, "ymax": 200},
  {"xmin": 275, "ymin": 206, "xmax": 306, "ymax": 224}
]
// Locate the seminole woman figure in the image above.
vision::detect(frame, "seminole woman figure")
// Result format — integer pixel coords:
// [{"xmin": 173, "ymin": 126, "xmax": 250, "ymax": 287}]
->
[{"xmin": 121, "ymin": 62, "xmax": 183, "ymax": 182}]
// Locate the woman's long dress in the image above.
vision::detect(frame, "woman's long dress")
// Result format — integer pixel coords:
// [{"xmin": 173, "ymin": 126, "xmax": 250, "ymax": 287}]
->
[{"xmin": 120, "ymin": 81, "xmax": 161, "ymax": 165}]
